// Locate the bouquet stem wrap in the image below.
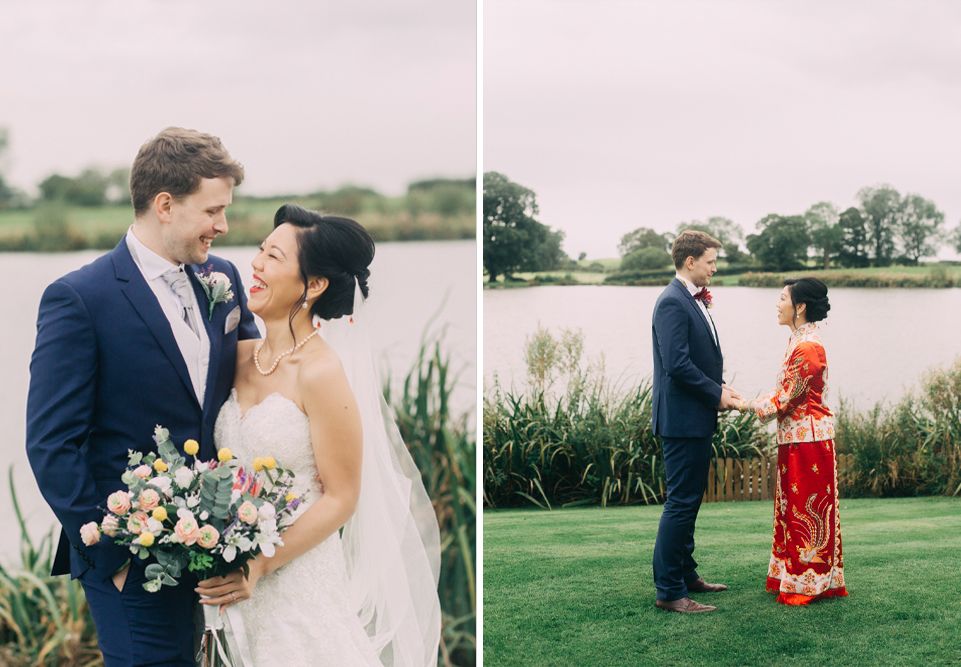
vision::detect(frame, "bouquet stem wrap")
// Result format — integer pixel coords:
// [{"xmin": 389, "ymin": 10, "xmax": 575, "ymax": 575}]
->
[{"xmin": 198, "ymin": 601, "xmax": 255, "ymax": 667}]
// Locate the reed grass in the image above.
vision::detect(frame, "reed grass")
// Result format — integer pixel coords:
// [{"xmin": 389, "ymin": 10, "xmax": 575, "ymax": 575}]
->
[
  {"xmin": 386, "ymin": 338, "xmax": 477, "ymax": 667},
  {"xmin": 483, "ymin": 328, "xmax": 768, "ymax": 509}
]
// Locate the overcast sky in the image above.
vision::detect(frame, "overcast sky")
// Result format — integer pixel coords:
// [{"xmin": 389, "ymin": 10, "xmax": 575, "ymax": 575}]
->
[
  {"xmin": 485, "ymin": 0, "xmax": 961, "ymax": 259},
  {"xmin": 1, "ymin": 0, "xmax": 475, "ymax": 197}
]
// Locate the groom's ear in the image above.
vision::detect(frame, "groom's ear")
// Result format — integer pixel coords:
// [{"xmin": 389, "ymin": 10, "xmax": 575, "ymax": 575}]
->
[{"xmin": 154, "ymin": 192, "xmax": 174, "ymax": 223}]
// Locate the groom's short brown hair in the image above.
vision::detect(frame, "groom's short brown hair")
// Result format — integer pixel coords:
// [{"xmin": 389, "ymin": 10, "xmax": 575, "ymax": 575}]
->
[
  {"xmin": 672, "ymin": 230, "xmax": 722, "ymax": 268},
  {"xmin": 130, "ymin": 127, "xmax": 244, "ymax": 215}
]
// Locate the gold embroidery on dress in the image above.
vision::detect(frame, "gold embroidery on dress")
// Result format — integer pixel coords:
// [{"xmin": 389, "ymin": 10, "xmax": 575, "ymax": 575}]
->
[{"xmin": 791, "ymin": 493, "xmax": 830, "ymax": 564}]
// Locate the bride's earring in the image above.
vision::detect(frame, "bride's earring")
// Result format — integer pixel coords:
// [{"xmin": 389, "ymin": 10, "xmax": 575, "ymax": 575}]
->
[{"xmin": 301, "ymin": 300, "xmax": 309, "ymax": 310}]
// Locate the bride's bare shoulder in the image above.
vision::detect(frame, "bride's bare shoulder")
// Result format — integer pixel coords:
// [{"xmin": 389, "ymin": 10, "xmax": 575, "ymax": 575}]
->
[{"xmin": 297, "ymin": 342, "xmax": 350, "ymax": 396}]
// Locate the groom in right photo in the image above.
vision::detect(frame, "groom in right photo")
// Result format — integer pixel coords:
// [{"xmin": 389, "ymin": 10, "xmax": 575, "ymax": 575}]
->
[{"xmin": 651, "ymin": 230, "xmax": 741, "ymax": 614}]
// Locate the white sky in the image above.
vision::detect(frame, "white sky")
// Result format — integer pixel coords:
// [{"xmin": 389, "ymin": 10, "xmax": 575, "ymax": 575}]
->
[
  {"xmin": 1, "ymin": 0, "xmax": 475, "ymax": 197},
  {"xmin": 485, "ymin": 0, "xmax": 961, "ymax": 258}
]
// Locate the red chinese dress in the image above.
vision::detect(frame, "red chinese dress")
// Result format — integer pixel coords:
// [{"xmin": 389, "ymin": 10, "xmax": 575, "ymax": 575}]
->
[{"xmin": 750, "ymin": 322, "xmax": 848, "ymax": 605}]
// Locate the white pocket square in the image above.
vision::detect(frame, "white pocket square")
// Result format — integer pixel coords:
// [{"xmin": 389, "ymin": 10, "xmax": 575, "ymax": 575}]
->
[{"xmin": 224, "ymin": 305, "xmax": 241, "ymax": 334}]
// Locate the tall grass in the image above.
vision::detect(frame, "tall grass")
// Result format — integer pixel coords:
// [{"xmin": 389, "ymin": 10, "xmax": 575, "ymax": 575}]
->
[
  {"xmin": 483, "ymin": 327, "xmax": 767, "ymax": 509},
  {"xmin": 486, "ymin": 328, "xmax": 961, "ymax": 510},
  {"xmin": 835, "ymin": 357, "xmax": 961, "ymax": 497},
  {"xmin": 1, "ymin": 341, "xmax": 476, "ymax": 667},
  {"xmin": 0, "ymin": 470, "xmax": 101, "ymax": 666},
  {"xmin": 386, "ymin": 339, "xmax": 476, "ymax": 667}
]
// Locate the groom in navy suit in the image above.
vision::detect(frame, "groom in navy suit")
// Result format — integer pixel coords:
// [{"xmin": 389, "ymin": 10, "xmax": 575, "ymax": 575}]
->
[
  {"xmin": 26, "ymin": 128, "xmax": 259, "ymax": 665},
  {"xmin": 651, "ymin": 230, "xmax": 740, "ymax": 613}
]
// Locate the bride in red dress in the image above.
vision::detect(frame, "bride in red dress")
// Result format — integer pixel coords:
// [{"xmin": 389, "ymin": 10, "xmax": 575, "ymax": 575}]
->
[{"xmin": 736, "ymin": 278, "xmax": 848, "ymax": 605}]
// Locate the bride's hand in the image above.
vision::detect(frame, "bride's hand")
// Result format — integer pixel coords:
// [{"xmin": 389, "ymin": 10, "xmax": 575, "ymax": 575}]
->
[{"xmin": 196, "ymin": 559, "xmax": 267, "ymax": 608}]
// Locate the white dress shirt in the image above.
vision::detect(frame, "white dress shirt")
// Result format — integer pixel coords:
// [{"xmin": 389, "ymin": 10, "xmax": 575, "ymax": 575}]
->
[
  {"xmin": 126, "ymin": 228, "xmax": 210, "ymax": 404},
  {"xmin": 676, "ymin": 273, "xmax": 718, "ymax": 347}
]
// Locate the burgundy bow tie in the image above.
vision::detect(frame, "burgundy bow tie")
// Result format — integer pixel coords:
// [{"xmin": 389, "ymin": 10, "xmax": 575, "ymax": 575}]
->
[{"xmin": 693, "ymin": 287, "xmax": 713, "ymax": 308}]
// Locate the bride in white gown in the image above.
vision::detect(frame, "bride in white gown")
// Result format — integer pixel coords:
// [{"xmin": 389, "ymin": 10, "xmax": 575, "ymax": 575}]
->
[{"xmin": 197, "ymin": 204, "xmax": 441, "ymax": 666}]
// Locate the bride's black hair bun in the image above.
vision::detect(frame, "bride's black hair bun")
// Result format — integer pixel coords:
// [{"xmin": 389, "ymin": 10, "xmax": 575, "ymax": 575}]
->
[
  {"xmin": 274, "ymin": 204, "xmax": 375, "ymax": 319},
  {"xmin": 784, "ymin": 277, "xmax": 830, "ymax": 322}
]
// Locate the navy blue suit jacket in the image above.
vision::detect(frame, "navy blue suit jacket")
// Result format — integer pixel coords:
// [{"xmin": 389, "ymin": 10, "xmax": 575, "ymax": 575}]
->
[
  {"xmin": 651, "ymin": 278, "xmax": 724, "ymax": 438},
  {"xmin": 26, "ymin": 239, "xmax": 259, "ymax": 580}
]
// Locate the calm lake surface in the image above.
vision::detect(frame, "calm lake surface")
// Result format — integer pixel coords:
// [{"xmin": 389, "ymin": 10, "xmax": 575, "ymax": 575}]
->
[
  {"xmin": 0, "ymin": 240, "xmax": 475, "ymax": 562},
  {"xmin": 485, "ymin": 285, "xmax": 961, "ymax": 408}
]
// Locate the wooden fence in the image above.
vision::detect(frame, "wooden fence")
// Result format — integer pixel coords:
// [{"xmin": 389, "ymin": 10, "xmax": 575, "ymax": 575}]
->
[{"xmin": 704, "ymin": 454, "xmax": 855, "ymax": 502}]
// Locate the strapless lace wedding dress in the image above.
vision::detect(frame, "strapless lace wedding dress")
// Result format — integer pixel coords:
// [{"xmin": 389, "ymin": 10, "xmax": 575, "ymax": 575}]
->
[{"xmin": 214, "ymin": 389, "xmax": 381, "ymax": 666}]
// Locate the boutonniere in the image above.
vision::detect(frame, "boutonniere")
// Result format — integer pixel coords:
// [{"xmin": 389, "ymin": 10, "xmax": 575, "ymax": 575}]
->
[
  {"xmin": 196, "ymin": 268, "xmax": 234, "ymax": 320},
  {"xmin": 693, "ymin": 287, "xmax": 713, "ymax": 309}
]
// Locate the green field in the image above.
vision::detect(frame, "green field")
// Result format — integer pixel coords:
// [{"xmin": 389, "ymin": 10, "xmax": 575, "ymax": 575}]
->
[
  {"xmin": 486, "ymin": 263, "xmax": 961, "ymax": 288},
  {"xmin": 483, "ymin": 497, "xmax": 961, "ymax": 666},
  {"xmin": 0, "ymin": 195, "xmax": 474, "ymax": 251}
]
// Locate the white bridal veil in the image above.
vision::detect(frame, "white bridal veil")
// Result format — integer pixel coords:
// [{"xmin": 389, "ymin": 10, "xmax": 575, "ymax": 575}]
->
[{"xmin": 317, "ymin": 280, "xmax": 442, "ymax": 667}]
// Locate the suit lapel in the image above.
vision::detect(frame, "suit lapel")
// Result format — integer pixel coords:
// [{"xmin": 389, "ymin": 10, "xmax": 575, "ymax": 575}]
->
[
  {"xmin": 672, "ymin": 278, "xmax": 720, "ymax": 354},
  {"xmin": 111, "ymin": 242, "xmax": 198, "ymax": 404}
]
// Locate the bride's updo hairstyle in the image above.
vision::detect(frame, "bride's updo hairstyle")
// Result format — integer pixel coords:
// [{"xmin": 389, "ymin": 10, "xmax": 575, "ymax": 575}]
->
[
  {"xmin": 784, "ymin": 277, "xmax": 830, "ymax": 322},
  {"xmin": 273, "ymin": 204, "xmax": 375, "ymax": 321}
]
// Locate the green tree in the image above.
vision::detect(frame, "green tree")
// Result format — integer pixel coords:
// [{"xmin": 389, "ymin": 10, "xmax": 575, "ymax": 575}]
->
[
  {"xmin": 746, "ymin": 214, "xmax": 809, "ymax": 271},
  {"xmin": 483, "ymin": 172, "xmax": 564, "ymax": 282},
  {"xmin": 804, "ymin": 201, "xmax": 841, "ymax": 269},
  {"xmin": 896, "ymin": 193, "xmax": 944, "ymax": 264},
  {"xmin": 675, "ymin": 217, "xmax": 747, "ymax": 263},
  {"xmin": 621, "ymin": 247, "xmax": 672, "ymax": 271},
  {"xmin": 38, "ymin": 168, "xmax": 110, "ymax": 206},
  {"xmin": 858, "ymin": 185, "xmax": 900, "ymax": 266},
  {"xmin": 837, "ymin": 207, "xmax": 870, "ymax": 268},
  {"xmin": 954, "ymin": 224, "xmax": 961, "ymax": 254},
  {"xmin": 617, "ymin": 227, "xmax": 670, "ymax": 257}
]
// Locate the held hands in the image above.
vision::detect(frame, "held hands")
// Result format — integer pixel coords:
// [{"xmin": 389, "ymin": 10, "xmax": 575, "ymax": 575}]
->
[
  {"xmin": 718, "ymin": 385, "xmax": 744, "ymax": 412},
  {"xmin": 196, "ymin": 558, "xmax": 267, "ymax": 609}
]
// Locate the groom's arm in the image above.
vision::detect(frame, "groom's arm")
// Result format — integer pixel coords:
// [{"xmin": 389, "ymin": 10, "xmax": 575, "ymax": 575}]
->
[
  {"xmin": 26, "ymin": 280, "xmax": 123, "ymax": 578},
  {"xmin": 653, "ymin": 298, "xmax": 722, "ymax": 407}
]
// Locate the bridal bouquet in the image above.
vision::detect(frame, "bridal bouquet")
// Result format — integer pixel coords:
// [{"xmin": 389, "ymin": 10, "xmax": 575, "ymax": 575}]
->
[{"xmin": 80, "ymin": 425, "xmax": 304, "ymax": 593}]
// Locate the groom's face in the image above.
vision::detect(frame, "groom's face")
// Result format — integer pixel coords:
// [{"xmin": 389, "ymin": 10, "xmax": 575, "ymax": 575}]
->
[
  {"xmin": 687, "ymin": 248, "xmax": 718, "ymax": 287},
  {"xmin": 162, "ymin": 177, "xmax": 234, "ymax": 265}
]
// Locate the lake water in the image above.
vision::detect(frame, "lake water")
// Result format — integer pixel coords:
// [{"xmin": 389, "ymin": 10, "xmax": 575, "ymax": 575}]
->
[
  {"xmin": 0, "ymin": 240, "xmax": 476, "ymax": 563},
  {"xmin": 485, "ymin": 285, "xmax": 961, "ymax": 408}
]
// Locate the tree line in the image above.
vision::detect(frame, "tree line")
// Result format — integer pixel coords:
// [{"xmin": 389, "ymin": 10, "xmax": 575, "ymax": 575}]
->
[{"xmin": 484, "ymin": 172, "xmax": 961, "ymax": 280}]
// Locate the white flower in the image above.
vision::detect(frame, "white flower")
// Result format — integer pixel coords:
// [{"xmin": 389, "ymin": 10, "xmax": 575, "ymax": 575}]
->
[
  {"xmin": 199, "ymin": 511, "xmax": 209, "ymax": 521},
  {"xmin": 197, "ymin": 270, "xmax": 235, "ymax": 319},
  {"xmin": 186, "ymin": 494, "xmax": 200, "ymax": 508},
  {"xmin": 223, "ymin": 545, "xmax": 237, "ymax": 562},
  {"xmin": 174, "ymin": 467, "xmax": 194, "ymax": 488},
  {"xmin": 146, "ymin": 518, "xmax": 163, "ymax": 533},
  {"xmin": 258, "ymin": 503, "xmax": 276, "ymax": 520},
  {"xmin": 150, "ymin": 476, "xmax": 173, "ymax": 497},
  {"xmin": 176, "ymin": 508, "xmax": 195, "ymax": 521}
]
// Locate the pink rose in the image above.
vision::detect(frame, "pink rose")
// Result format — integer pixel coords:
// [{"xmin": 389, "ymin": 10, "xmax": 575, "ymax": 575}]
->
[
  {"xmin": 101, "ymin": 514, "xmax": 120, "ymax": 537},
  {"xmin": 107, "ymin": 491, "xmax": 131, "ymax": 515},
  {"xmin": 197, "ymin": 524, "xmax": 220, "ymax": 549},
  {"xmin": 138, "ymin": 488, "xmax": 161, "ymax": 512},
  {"xmin": 237, "ymin": 501, "xmax": 258, "ymax": 525},
  {"xmin": 133, "ymin": 464, "xmax": 152, "ymax": 479},
  {"xmin": 174, "ymin": 516, "xmax": 200, "ymax": 545},
  {"xmin": 80, "ymin": 521, "xmax": 100, "ymax": 546},
  {"xmin": 126, "ymin": 511, "xmax": 149, "ymax": 535}
]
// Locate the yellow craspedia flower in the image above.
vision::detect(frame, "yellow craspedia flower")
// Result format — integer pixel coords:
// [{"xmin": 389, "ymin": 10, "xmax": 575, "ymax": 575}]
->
[
  {"xmin": 138, "ymin": 531, "xmax": 155, "ymax": 547},
  {"xmin": 217, "ymin": 448, "xmax": 233, "ymax": 463},
  {"xmin": 152, "ymin": 459, "xmax": 168, "ymax": 473},
  {"xmin": 252, "ymin": 457, "xmax": 265, "ymax": 472},
  {"xmin": 152, "ymin": 507, "xmax": 168, "ymax": 522},
  {"xmin": 183, "ymin": 439, "xmax": 200, "ymax": 456},
  {"xmin": 285, "ymin": 492, "xmax": 298, "ymax": 503},
  {"xmin": 263, "ymin": 456, "xmax": 277, "ymax": 470}
]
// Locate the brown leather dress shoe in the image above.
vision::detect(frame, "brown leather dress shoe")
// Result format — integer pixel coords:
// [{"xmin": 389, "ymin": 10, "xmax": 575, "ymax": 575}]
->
[
  {"xmin": 686, "ymin": 578, "xmax": 729, "ymax": 593},
  {"xmin": 655, "ymin": 597, "xmax": 717, "ymax": 613}
]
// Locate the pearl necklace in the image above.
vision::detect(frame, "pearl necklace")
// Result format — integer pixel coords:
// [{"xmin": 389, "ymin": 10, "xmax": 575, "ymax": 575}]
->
[{"xmin": 253, "ymin": 330, "xmax": 319, "ymax": 376}]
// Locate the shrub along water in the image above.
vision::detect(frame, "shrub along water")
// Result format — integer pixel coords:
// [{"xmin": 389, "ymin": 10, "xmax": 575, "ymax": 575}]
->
[
  {"xmin": 485, "ymin": 328, "xmax": 961, "ymax": 510},
  {"xmin": 483, "ymin": 328, "xmax": 768, "ymax": 509}
]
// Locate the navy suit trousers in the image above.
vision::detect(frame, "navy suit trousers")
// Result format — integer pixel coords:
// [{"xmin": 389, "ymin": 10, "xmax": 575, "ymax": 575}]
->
[{"xmin": 652, "ymin": 436, "xmax": 713, "ymax": 601}]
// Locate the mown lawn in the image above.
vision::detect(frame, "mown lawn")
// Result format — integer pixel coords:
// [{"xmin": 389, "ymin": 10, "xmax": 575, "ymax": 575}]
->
[{"xmin": 483, "ymin": 497, "xmax": 961, "ymax": 666}]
